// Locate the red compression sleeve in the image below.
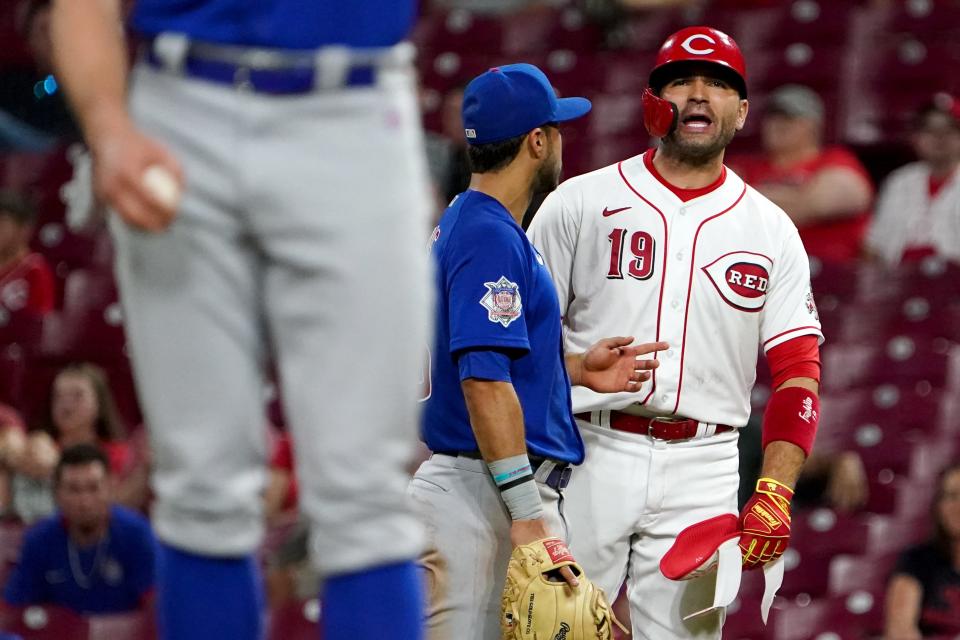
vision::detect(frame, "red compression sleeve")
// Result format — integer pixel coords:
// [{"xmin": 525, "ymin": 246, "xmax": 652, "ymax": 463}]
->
[
  {"xmin": 761, "ymin": 386, "xmax": 819, "ymax": 456},
  {"xmin": 766, "ymin": 334, "xmax": 820, "ymax": 389}
]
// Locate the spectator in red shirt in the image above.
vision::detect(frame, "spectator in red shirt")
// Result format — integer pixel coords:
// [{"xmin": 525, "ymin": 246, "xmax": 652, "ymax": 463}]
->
[
  {"xmin": 0, "ymin": 192, "xmax": 55, "ymax": 322},
  {"xmin": 866, "ymin": 94, "xmax": 960, "ymax": 266},
  {"xmin": 732, "ymin": 85, "xmax": 874, "ymax": 262},
  {"xmin": 39, "ymin": 363, "xmax": 132, "ymax": 477}
]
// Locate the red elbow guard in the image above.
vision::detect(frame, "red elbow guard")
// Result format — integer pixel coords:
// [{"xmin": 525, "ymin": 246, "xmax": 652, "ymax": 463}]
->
[{"xmin": 761, "ymin": 386, "xmax": 819, "ymax": 456}]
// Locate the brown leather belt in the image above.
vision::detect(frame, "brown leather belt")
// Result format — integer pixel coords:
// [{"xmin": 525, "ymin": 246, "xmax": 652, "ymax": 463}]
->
[{"xmin": 574, "ymin": 411, "xmax": 733, "ymax": 441}]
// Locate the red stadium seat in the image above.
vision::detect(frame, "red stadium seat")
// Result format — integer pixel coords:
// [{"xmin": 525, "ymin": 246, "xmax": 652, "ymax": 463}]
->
[
  {"xmin": 865, "ymin": 513, "xmax": 929, "ymax": 558},
  {"xmin": 854, "ymin": 259, "xmax": 960, "ymax": 303},
  {"xmin": 789, "ymin": 508, "xmax": 870, "ymax": 559},
  {"xmin": 267, "ymin": 598, "xmax": 322, "ymax": 640},
  {"xmin": 881, "ymin": 0, "xmax": 960, "ymax": 39},
  {"xmin": 829, "ymin": 552, "xmax": 897, "ymax": 597},
  {"xmin": 779, "ymin": 548, "xmax": 831, "ymax": 599},
  {"xmin": 816, "ymin": 386, "xmax": 943, "ymax": 451},
  {"xmin": 61, "ymin": 269, "xmax": 118, "ymax": 315},
  {"xmin": 722, "ymin": 595, "xmax": 773, "ymax": 640},
  {"xmin": 0, "ymin": 604, "xmax": 90, "ymax": 640},
  {"xmin": 0, "ymin": 345, "xmax": 28, "ymax": 410},
  {"xmin": 821, "ymin": 337, "xmax": 951, "ymax": 391},
  {"xmin": 773, "ymin": 596, "xmax": 872, "ymax": 640}
]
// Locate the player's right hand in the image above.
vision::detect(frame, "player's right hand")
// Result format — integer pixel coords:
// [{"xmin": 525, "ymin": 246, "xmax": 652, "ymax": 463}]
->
[
  {"xmin": 510, "ymin": 518, "xmax": 579, "ymax": 588},
  {"xmin": 88, "ymin": 110, "xmax": 184, "ymax": 233}
]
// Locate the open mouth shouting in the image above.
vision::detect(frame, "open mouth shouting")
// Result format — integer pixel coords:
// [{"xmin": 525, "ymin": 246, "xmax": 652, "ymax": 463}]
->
[{"xmin": 679, "ymin": 112, "xmax": 714, "ymax": 134}]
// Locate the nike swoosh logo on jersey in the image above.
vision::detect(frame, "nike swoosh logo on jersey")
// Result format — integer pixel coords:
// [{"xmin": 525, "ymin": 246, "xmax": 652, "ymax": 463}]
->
[{"xmin": 602, "ymin": 206, "xmax": 631, "ymax": 217}]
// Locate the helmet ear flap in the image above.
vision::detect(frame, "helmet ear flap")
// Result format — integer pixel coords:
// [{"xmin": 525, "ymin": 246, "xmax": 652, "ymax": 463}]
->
[{"xmin": 643, "ymin": 87, "xmax": 679, "ymax": 138}]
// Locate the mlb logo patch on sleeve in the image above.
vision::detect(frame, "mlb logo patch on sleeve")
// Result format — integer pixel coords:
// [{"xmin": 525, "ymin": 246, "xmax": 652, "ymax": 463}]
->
[{"xmin": 480, "ymin": 276, "xmax": 522, "ymax": 327}]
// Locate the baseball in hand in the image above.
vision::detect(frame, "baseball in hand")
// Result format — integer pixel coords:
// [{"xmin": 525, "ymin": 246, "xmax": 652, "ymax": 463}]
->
[{"xmin": 141, "ymin": 165, "xmax": 181, "ymax": 210}]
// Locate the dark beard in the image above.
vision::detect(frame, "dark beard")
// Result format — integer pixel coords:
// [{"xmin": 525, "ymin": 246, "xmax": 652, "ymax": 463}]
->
[
  {"xmin": 661, "ymin": 121, "xmax": 737, "ymax": 167},
  {"xmin": 531, "ymin": 154, "xmax": 560, "ymax": 196}
]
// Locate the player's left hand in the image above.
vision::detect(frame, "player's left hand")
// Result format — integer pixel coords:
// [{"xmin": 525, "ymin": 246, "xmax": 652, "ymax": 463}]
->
[
  {"xmin": 578, "ymin": 337, "xmax": 668, "ymax": 393},
  {"xmin": 739, "ymin": 477, "xmax": 794, "ymax": 570}
]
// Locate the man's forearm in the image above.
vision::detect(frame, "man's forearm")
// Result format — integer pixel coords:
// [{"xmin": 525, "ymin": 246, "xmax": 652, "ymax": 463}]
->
[
  {"xmin": 461, "ymin": 379, "xmax": 527, "ymax": 461},
  {"xmin": 760, "ymin": 376, "xmax": 819, "ymax": 487},
  {"xmin": 51, "ymin": 0, "xmax": 129, "ymax": 141}
]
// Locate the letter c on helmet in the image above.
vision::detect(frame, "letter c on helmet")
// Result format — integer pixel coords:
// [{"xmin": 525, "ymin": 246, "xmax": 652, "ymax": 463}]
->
[{"xmin": 681, "ymin": 34, "xmax": 716, "ymax": 55}]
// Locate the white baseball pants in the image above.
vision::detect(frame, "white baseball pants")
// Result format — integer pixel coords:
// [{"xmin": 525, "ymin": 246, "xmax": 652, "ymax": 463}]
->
[{"xmin": 564, "ymin": 421, "xmax": 741, "ymax": 639}]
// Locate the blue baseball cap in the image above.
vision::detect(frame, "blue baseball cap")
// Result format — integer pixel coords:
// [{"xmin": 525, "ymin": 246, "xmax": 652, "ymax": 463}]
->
[{"xmin": 461, "ymin": 63, "xmax": 592, "ymax": 145}]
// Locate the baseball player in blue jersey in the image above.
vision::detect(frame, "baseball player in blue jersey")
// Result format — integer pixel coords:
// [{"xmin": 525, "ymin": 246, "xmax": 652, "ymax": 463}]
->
[
  {"xmin": 412, "ymin": 64, "xmax": 668, "ymax": 638},
  {"xmin": 49, "ymin": 2, "xmax": 431, "ymax": 639}
]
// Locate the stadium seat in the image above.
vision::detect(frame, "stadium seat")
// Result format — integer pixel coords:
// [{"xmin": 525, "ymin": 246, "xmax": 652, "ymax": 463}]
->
[
  {"xmin": 856, "ymin": 259, "xmax": 960, "ymax": 302},
  {"xmin": 0, "ymin": 604, "xmax": 90, "ymax": 640},
  {"xmin": 779, "ymin": 548, "xmax": 831, "ymax": 599},
  {"xmin": 0, "ymin": 345, "xmax": 28, "ymax": 410},
  {"xmin": 722, "ymin": 596, "xmax": 773, "ymax": 640},
  {"xmin": 815, "ymin": 386, "xmax": 942, "ymax": 452},
  {"xmin": 829, "ymin": 552, "xmax": 897, "ymax": 598},
  {"xmin": 773, "ymin": 596, "xmax": 873, "ymax": 640},
  {"xmin": 790, "ymin": 508, "xmax": 870, "ymax": 559},
  {"xmin": 821, "ymin": 337, "xmax": 952, "ymax": 391},
  {"xmin": 880, "ymin": 0, "xmax": 960, "ymax": 39},
  {"xmin": 0, "ymin": 310, "xmax": 44, "ymax": 350},
  {"xmin": 266, "ymin": 598, "xmax": 321, "ymax": 640},
  {"xmin": 829, "ymin": 298, "xmax": 960, "ymax": 344},
  {"xmin": 865, "ymin": 513, "xmax": 929, "ymax": 558},
  {"xmin": 61, "ymin": 269, "xmax": 118, "ymax": 315}
]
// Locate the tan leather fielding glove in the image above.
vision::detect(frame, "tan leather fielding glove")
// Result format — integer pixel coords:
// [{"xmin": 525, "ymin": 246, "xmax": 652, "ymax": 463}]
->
[{"xmin": 501, "ymin": 537, "xmax": 627, "ymax": 639}]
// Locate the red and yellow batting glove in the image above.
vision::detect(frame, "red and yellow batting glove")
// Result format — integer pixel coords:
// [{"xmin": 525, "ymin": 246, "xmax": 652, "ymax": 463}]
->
[{"xmin": 738, "ymin": 477, "xmax": 793, "ymax": 570}]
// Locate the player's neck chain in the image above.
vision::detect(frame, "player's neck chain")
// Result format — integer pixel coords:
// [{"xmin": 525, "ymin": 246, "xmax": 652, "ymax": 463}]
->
[{"xmin": 67, "ymin": 533, "xmax": 110, "ymax": 590}]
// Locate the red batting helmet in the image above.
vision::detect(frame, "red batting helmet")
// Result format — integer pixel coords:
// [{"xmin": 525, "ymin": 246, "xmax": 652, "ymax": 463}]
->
[{"xmin": 643, "ymin": 26, "xmax": 747, "ymax": 138}]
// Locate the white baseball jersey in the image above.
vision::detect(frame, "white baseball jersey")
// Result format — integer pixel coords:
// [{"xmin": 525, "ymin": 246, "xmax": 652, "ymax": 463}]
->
[{"xmin": 528, "ymin": 150, "xmax": 823, "ymax": 427}]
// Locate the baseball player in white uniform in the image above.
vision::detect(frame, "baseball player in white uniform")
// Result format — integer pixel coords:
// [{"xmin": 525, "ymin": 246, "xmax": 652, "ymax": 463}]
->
[{"xmin": 527, "ymin": 27, "xmax": 824, "ymax": 638}]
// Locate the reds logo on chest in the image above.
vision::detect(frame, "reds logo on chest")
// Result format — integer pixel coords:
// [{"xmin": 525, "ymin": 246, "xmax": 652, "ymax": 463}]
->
[{"xmin": 701, "ymin": 251, "xmax": 773, "ymax": 312}]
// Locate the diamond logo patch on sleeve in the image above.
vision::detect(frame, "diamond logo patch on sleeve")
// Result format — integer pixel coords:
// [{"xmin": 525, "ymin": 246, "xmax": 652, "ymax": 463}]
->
[{"xmin": 480, "ymin": 276, "xmax": 522, "ymax": 327}]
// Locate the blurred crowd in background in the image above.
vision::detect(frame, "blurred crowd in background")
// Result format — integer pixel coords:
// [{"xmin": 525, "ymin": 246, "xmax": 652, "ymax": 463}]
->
[{"xmin": 0, "ymin": 0, "xmax": 958, "ymax": 638}]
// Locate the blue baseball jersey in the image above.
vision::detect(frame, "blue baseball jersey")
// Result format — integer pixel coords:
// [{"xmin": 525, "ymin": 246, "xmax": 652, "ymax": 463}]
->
[
  {"xmin": 4, "ymin": 506, "xmax": 156, "ymax": 614},
  {"xmin": 131, "ymin": 1, "xmax": 417, "ymax": 49},
  {"xmin": 423, "ymin": 190, "xmax": 584, "ymax": 464}
]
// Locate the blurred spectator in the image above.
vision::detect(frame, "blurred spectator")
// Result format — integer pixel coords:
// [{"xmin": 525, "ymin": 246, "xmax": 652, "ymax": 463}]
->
[
  {"xmin": 794, "ymin": 450, "xmax": 869, "ymax": 513},
  {"xmin": 884, "ymin": 462, "xmax": 960, "ymax": 638},
  {"xmin": 263, "ymin": 521, "xmax": 314, "ymax": 609},
  {"xmin": 732, "ymin": 85, "xmax": 874, "ymax": 262},
  {"xmin": 0, "ymin": 405, "xmax": 26, "ymax": 516},
  {"xmin": 3, "ymin": 444, "xmax": 155, "ymax": 614},
  {"xmin": 38, "ymin": 363, "xmax": 132, "ymax": 475},
  {"xmin": 0, "ymin": 191, "xmax": 55, "ymax": 322},
  {"xmin": 264, "ymin": 430, "xmax": 297, "ymax": 526},
  {"xmin": 866, "ymin": 94, "xmax": 960, "ymax": 266},
  {"xmin": 5, "ymin": 431, "xmax": 57, "ymax": 524},
  {"xmin": 424, "ymin": 84, "xmax": 471, "ymax": 206},
  {"xmin": 0, "ymin": 0, "xmax": 78, "ymax": 146},
  {"xmin": 4, "ymin": 364, "xmax": 149, "ymax": 521}
]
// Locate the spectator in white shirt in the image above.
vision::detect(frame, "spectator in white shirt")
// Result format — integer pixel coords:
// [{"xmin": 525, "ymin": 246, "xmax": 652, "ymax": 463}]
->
[{"xmin": 866, "ymin": 94, "xmax": 960, "ymax": 266}]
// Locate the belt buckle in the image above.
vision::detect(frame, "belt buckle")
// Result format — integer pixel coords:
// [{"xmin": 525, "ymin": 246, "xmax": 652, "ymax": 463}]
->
[{"xmin": 647, "ymin": 415, "xmax": 692, "ymax": 442}]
